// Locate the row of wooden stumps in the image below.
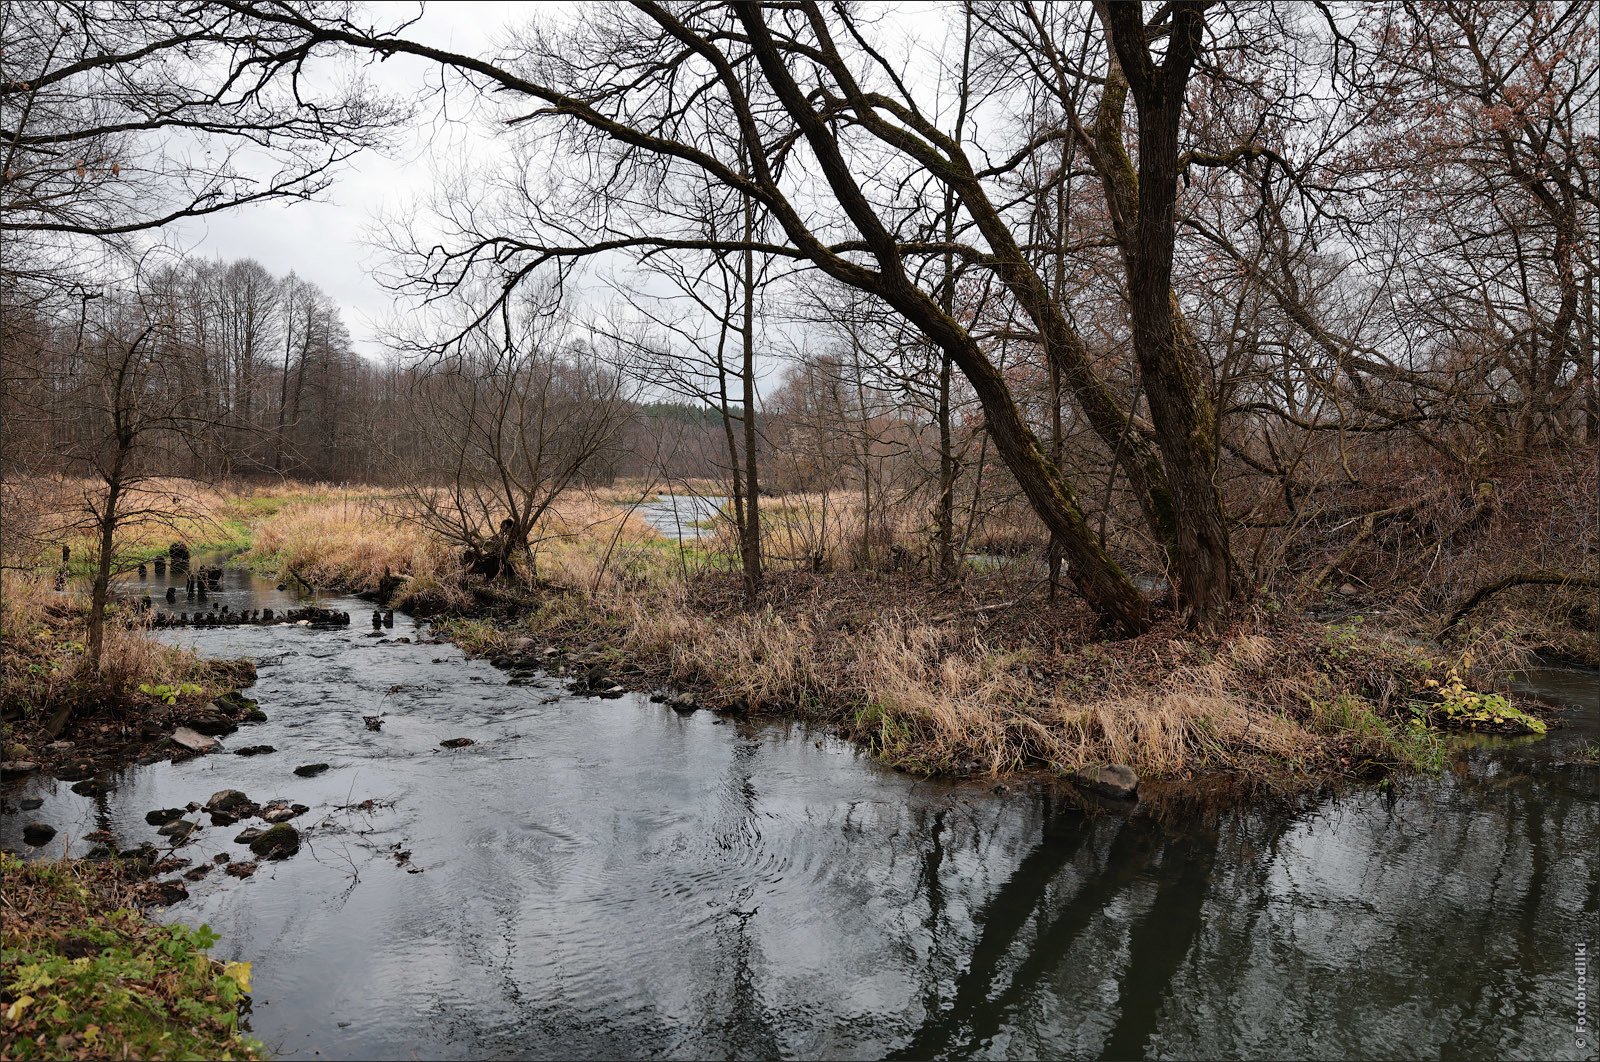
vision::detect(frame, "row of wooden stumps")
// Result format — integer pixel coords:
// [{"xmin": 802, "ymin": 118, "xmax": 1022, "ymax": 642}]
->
[{"xmin": 151, "ymin": 605, "xmax": 353, "ymax": 628}]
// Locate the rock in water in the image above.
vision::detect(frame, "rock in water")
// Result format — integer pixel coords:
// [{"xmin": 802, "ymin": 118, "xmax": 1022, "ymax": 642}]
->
[
  {"xmin": 293, "ymin": 763, "xmax": 330, "ymax": 777},
  {"xmin": 1, "ymin": 760, "xmax": 40, "ymax": 777},
  {"xmin": 439, "ymin": 737, "xmax": 475, "ymax": 749},
  {"xmin": 157, "ymin": 819, "xmax": 200, "ymax": 840},
  {"xmin": 19, "ymin": 797, "xmax": 43, "ymax": 811},
  {"xmin": 145, "ymin": 808, "xmax": 187, "ymax": 826},
  {"xmin": 1071, "ymin": 764, "xmax": 1139, "ymax": 800},
  {"xmin": 234, "ymin": 827, "xmax": 266, "ymax": 844},
  {"xmin": 232, "ymin": 745, "xmax": 276, "ymax": 757},
  {"xmin": 207, "ymin": 790, "xmax": 252, "ymax": 813},
  {"xmin": 170, "ymin": 728, "xmax": 221, "ymax": 753},
  {"xmin": 22, "ymin": 822, "xmax": 56, "ymax": 846},
  {"xmin": 225, "ymin": 861, "xmax": 257, "ymax": 878},
  {"xmin": 249, "ymin": 823, "xmax": 300, "ymax": 860},
  {"xmin": 185, "ymin": 712, "xmax": 237, "ymax": 737}
]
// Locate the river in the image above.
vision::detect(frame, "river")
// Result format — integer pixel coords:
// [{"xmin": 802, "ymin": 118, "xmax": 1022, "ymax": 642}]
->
[{"xmin": 2, "ymin": 563, "xmax": 1595, "ymax": 1060}]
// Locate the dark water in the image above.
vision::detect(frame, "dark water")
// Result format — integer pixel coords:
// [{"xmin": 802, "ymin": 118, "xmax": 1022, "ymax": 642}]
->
[{"xmin": 3, "ymin": 565, "xmax": 1596, "ymax": 1060}]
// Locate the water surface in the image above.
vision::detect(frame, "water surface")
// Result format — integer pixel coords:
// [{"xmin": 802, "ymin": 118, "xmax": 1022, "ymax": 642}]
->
[
  {"xmin": 3, "ymin": 566, "xmax": 1595, "ymax": 1060},
  {"xmin": 633, "ymin": 495, "xmax": 726, "ymax": 541}
]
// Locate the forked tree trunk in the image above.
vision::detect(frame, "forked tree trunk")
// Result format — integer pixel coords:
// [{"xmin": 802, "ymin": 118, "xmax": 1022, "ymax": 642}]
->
[{"xmin": 1099, "ymin": 3, "xmax": 1236, "ymax": 628}]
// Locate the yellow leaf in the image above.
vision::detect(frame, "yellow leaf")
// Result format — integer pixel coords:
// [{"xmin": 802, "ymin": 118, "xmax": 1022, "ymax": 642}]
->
[
  {"xmin": 5, "ymin": 994, "xmax": 34, "ymax": 1021},
  {"xmin": 223, "ymin": 960, "xmax": 252, "ymax": 993}
]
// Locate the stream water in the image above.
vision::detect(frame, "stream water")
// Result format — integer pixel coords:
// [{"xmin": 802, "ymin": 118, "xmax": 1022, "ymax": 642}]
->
[
  {"xmin": 634, "ymin": 495, "xmax": 726, "ymax": 541},
  {"xmin": 3, "ymin": 563, "xmax": 1596, "ymax": 1060}
]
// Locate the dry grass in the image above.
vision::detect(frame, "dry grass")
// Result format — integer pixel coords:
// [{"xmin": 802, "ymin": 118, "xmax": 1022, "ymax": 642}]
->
[
  {"xmin": 238, "ymin": 486, "xmax": 666, "ymax": 610},
  {"xmin": 0, "ymin": 570, "xmax": 243, "ymax": 726},
  {"xmin": 243, "ymin": 492, "xmax": 461, "ymax": 606},
  {"xmin": 0, "ymin": 475, "xmax": 1492, "ymax": 782},
  {"xmin": 448, "ymin": 555, "xmax": 1456, "ymax": 780}
]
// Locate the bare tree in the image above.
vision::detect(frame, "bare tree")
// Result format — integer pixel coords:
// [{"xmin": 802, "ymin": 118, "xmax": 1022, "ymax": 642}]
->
[{"xmin": 393, "ymin": 304, "xmax": 636, "ymax": 583}]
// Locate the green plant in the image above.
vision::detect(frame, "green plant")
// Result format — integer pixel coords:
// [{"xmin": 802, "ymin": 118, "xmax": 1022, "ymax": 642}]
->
[
  {"xmin": 136, "ymin": 682, "xmax": 202, "ymax": 705},
  {"xmin": 1, "ymin": 855, "xmax": 263, "ymax": 1060},
  {"xmin": 1417, "ymin": 654, "xmax": 1547, "ymax": 735}
]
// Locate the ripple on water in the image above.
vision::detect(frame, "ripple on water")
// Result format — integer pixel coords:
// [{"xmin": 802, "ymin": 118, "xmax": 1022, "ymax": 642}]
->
[{"xmin": 2, "ymin": 570, "xmax": 1595, "ymax": 1060}]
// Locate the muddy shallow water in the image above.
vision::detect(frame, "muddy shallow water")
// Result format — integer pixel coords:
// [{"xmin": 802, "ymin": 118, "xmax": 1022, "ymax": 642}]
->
[{"xmin": 4, "ymin": 565, "xmax": 1597, "ymax": 1060}]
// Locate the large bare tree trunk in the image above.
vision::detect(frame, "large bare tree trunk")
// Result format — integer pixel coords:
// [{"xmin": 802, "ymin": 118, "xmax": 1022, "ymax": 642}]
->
[
  {"xmin": 937, "ymin": 350, "xmax": 957, "ymax": 582},
  {"xmin": 1098, "ymin": 2, "xmax": 1236, "ymax": 627}
]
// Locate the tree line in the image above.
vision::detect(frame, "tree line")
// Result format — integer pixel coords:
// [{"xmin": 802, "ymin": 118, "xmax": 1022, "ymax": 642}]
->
[{"xmin": 2, "ymin": 1, "xmax": 1594, "ymax": 643}]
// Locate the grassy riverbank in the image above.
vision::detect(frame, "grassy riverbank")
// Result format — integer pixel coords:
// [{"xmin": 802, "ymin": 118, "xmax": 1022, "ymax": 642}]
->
[
  {"xmin": 234, "ymin": 482, "xmax": 1560, "ymax": 784},
  {"xmin": 0, "ymin": 854, "xmax": 262, "ymax": 1061},
  {"xmin": 0, "ymin": 570, "xmax": 257, "ymax": 778},
  {"xmin": 1, "ymin": 475, "xmax": 1575, "ymax": 787}
]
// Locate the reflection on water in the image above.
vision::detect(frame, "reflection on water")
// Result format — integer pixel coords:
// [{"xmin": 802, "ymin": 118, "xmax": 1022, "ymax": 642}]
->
[
  {"xmin": 2, "ymin": 566, "xmax": 1595, "ymax": 1060},
  {"xmin": 633, "ymin": 495, "xmax": 726, "ymax": 541}
]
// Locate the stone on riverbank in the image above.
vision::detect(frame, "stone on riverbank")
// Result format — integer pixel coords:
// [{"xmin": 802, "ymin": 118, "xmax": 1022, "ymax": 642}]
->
[
  {"xmin": 146, "ymin": 879, "xmax": 189, "ymax": 905},
  {"xmin": 1, "ymin": 760, "xmax": 40, "ymax": 777},
  {"xmin": 170, "ymin": 728, "xmax": 221, "ymax": 753},
  {"xmin": 1071, "ymin": 764, "xmax": 1139, "ymax": 800},
  {"xmin": 185, "ymin": 712, "xmax": 238, "ymax": 737}
]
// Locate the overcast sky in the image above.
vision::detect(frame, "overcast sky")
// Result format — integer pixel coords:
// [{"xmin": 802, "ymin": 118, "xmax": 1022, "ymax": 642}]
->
[{"xmin": 170, "ymin": 2, "xmax": 552, "ymax": 360}]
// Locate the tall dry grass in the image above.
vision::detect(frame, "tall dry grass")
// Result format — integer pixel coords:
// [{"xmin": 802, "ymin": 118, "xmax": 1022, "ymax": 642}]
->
[
  {"xmin": 42, "ymin": 477, "xmax": 1448, "ymax": 781},
  {"xmin": 452, "ymin": 546, "xmax": 1446, "ymax": 780},
  {"xmin": 244, "ymin": 494, "xmax": 451, "ymax": 594},
  {"xmin": 0, "ymin": 570, "xmax": 231, "ymax": 718},
  {"xmin": 611, "ymin": 600, "xmax": 1354, "ymax": 776}
]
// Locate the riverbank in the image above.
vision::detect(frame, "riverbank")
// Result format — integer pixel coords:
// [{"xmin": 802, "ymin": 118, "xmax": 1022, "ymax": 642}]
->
[
  {"xmin": 1, "ymin": 570, "xmax": 260, "ymax": 784},
  {"xmin": 247, "ymin": 486, "xmax": 1583, "ymax": 783},
  {"xmin": 3, "ymin": 475, "xmax": 1579, "ymax": 791},
  {"xmin": 441, "ymin": 570, "xmax": 1566, "ymax": 783},
  {"xmin": 0, "ymin": 853, "xmax": 262, "ymax": 1061}
]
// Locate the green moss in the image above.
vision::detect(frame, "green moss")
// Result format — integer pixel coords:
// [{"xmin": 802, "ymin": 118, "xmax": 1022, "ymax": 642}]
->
[
  {"xmin": 0, "ymin": 854, "xmax": 263, "ymax": 1061},
  {"xmin": 247, "ymin": 824, "xmax": 299, "ymax": 858}
]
